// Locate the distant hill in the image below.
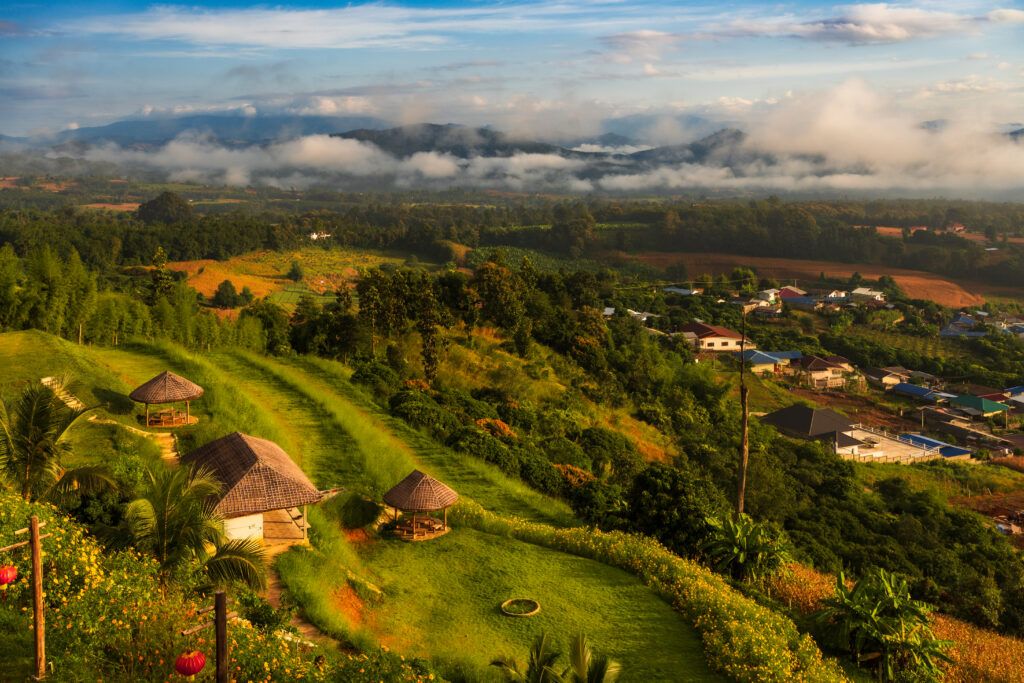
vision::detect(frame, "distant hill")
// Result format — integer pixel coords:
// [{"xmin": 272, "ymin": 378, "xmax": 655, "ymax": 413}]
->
[
  {"xmin": 629, "ymin": 128, "xmax": 751, "ymax": 166},
  {"xmin": 331, "ymin": 123, "xmax": 569, "ymax": 158},
  {"xmin": 1010, "ymin": 128, "xmax": 1024, "ymax": 141},
  {"xmin": 47, "ymin": 113, "xmax": 391, "ymax": 148}
]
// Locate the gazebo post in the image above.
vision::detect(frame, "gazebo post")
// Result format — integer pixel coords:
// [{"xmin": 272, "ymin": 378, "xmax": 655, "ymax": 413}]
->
[
  {"xmin": 444, "ymin": 507, "xmax": 448, "ymax": 530},
  {"xmin": 145, "ymin": 404, "xmax": 150, "ymax": 427},
  {"xmin": 187, "ymin": 400, "xmax": 191, "ymax": 425}
]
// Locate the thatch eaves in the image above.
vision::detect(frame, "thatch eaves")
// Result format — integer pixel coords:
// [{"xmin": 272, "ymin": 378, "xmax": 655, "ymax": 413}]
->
[
  {"xmin": 383, "ymin": 470, "xmax": 458, "ymax": 512},
  {"xmin": 129, "ymin": 371, "xmax": 204, "ymax": 405},
  {"xmin": 180, "ymin": 432, "xmax": 321, "ymax": 518}
]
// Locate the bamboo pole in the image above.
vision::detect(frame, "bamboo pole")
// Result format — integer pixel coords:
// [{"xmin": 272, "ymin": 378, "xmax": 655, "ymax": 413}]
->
[
  {"xmin": 215, "ymin": 591, "xmax": 228, "ymax": 683},
  {"xmin": 31, "ymin": 515, "xmax": 46, "ymax": 680}
]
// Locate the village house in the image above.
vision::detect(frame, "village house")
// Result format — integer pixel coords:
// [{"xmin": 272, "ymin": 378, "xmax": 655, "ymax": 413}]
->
[
  {"xmin": 778, "ymin": 286, "xmax": 807, "ymax": 300},
  {"xmin": 757, "ymin": 288, "xmax": 780, "ymax": 303},
  {"xmin": 737, "ymin": 350, "xmax": 802, "ymax": 376},
  {"xmin": 677, "ymin": 322, "xmax": 754, "ymax": 352},
  {"xmin": 851, "ymin": 287, "xmax": 886, "ymax": 302},
  {"xmin": 794, "ymin": 355, "xmax": 862, "ymax": 390},
  {"xmin": 663, "ymin": 286, "xmax": 703, "ymax": 296},
  {"xmin": 864, "ymin": 367, "xmax": 910, "ymax": 389},
  {"xmin": 784, "ymin": 296, "xmax": 822, "ymax": 312}
]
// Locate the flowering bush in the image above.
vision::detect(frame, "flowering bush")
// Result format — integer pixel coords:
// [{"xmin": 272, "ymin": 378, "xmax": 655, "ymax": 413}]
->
[
  {"xmin": 0, "ymin": 492, "xmax": 445, "ymax": 682},
  {"xmin": 451, "ymin": 500, "xmax": 847, "ymax": 683}
]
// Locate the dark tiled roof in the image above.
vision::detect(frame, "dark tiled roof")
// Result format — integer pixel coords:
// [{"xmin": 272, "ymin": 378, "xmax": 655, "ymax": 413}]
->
[{"xmin": 760, "ymin": 404, "xmax": 853, "ymax": 438}]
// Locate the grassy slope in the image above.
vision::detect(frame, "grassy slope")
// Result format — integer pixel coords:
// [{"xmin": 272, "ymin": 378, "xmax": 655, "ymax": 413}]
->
[
  {"xmin": 0, "ymin": 333, "xmax": 714, "ymax": 681},
  {"xmin": 361, "ymin": 527, "xmax": 713, "ymax": 681},
  {"xmin": 198, "ymin": 350, "xmax": 716, "ymax": 681}
]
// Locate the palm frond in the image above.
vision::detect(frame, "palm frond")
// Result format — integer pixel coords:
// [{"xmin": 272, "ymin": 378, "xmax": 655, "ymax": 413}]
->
[
  {"xmin": 205, "ymin": 537, "xmax": 267, "ymax": 590},
  {"xmin": 48, "ymin": 463, "xmax": 117, "ymax": 499}
]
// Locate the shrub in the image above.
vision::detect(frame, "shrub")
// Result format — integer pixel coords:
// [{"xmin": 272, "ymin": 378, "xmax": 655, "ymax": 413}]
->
[
  {"xmin": 447, "ymin": 426, "xmax": 520, "ymax": 476},
  {"xmin": 702, "ymin": 514, "xmax": 790, "ymax": 583},
  {"xmin": 389, "ymin": 390, "xmax": 460, "ymax": 438},
  {"xmin": 435, "ymin": 387, "xmax": 499, "ymax": 421},
  {"xmin": 237, "ymin": 588, "xmax": 294, "ymax": 633},
  {"xmin": 578, "ymin": 427, "xmax": 643, "ymax": 483},
  {"xmin": 542, "ymin": 436, "xmax": 591, "ymax": 470},
  {"xmin": 517, "ymin": 448, "xmax": 566, "ymax": 496},
  {"xmin": 815, "ymin": 569, "xmax": 951, "ymax": 682},
  {"xmin": 350, "ymin": 359, "xmax": 401, "ymax": 400}
]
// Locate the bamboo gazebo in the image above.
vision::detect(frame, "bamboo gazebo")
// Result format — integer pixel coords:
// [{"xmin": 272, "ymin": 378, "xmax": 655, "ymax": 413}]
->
[
  {"xmin": 129, "ymin": 371, "xmax": 203, "ymax": 428},
  {"xmin": 180, "ymin": 432, "xmax": 323, "ymax": 542},
  {"xmin": 383, "ymin": 470, "xmax": 458, "ymax": 541}
]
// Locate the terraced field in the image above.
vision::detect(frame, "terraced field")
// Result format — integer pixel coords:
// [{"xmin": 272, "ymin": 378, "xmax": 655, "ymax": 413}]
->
[{"xmin": 0, "ymin": 331, "xmax": 718, "ymax": 682}]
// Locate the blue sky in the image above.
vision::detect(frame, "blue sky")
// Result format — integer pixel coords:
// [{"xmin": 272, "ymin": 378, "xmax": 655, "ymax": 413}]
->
[{"xmin": 1, "ymin": 0, "xmax": 1022, "ymax": 138}]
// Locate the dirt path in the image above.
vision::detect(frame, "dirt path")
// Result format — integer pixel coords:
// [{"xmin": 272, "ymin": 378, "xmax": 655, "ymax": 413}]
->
[
  {"xmin": 88, "ymin": 416, "xmax": 179, "ymax": 460},
  {"xmin": 262, "ymin": 543, "xmax": 334, "ymax": 643}
]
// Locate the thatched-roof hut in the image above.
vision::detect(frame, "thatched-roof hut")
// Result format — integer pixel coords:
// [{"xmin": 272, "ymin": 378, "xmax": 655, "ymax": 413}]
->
[
  {"xmin": 180, "ymin": 432, "xmax": 322, "ymax": 541},
  {"xmin": 383, "ymin": 470, "xmax": 458, "ymax": 540},
  {"xmin": 129, "ymin": 371, "xmax": 204, "ymax": 427}
]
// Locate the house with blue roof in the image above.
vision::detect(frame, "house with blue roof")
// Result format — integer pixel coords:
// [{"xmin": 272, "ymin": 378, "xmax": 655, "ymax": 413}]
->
[
  {"xmin": 784, "ymin": 296, "xmax": 821, "ymax": 312},
  {"xmin": 736, "ymin": 350, "xmax": 803, "ymax": 377},
  {"xmin": 892, "ymin": 382, "xmax": 954, "ymax": 404}
]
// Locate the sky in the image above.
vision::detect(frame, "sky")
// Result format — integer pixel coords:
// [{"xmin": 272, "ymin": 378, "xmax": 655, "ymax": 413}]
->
[{"xmin": 1, "ymin": 0, "xmax": 1023, "ymax": 139}]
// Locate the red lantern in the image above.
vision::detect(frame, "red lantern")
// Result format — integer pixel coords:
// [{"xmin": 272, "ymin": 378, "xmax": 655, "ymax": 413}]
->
[
  {"xmin": 175, "ymin": 650, "xmax": 206, "ymax": 680},
  {"xmin": 0, "ymin": 565, "xmax": 16, "ymax": 591}
]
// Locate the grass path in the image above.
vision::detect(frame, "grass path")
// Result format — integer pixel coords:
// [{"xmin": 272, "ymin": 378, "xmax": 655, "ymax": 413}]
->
[
  {"xmin": 286, "ymin": 355, "xmax": 577, "ymax": 527},
  {"xmin": 203, "ymin": 352, "xmax": 716, "ymax": 681}
]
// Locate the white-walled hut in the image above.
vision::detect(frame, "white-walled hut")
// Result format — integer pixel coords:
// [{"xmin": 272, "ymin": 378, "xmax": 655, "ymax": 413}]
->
[
  {"xmin": 180, "ymin": 432, "xmax": 323, "ymax": 542},
  {"xmin": 129, "ymin": 371, "xmax": 204, "ymax": 427},
  {"xmin": 383, "ymin": 470, "xmax": 458, "ymax": 541}
]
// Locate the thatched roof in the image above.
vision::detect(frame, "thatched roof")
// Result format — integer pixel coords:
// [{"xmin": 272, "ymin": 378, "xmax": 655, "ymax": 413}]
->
[
  {"xmin": 129, "ymin": 371, "xmax": 204, "ymax": 405},
  {"xmin": 383, "ymin": 470, "xmax": 458, "ymax": 512},
  {"xmin": 180, "ymin": 432, "xmax": 321, "ymax": 518}
]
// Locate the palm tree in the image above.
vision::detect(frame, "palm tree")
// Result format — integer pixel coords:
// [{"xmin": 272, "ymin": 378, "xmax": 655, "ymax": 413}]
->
[
  {"xmin": 816, "ymin": 568, "xmax": 951, "ymax": 681},
  {"xmin": 701, "ymin": 513, "xmax": 790, "ymax": 583},
  {"xmin": 0, "ymin": 378, "xmax": 113, "ymax": 502},
  {"xmin": 124, "ymin": 461, "xmax": 266, "ymax": 590},
  {"xmin": 562, "ymin": 633, "xmax": 621, "ymax": 683},
  {"xmin": 491, "ymin": 633, "xmax": 564, "ymax": 683}
]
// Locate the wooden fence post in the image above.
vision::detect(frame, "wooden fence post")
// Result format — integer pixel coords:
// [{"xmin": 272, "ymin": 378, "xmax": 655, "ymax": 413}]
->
[
  {"xmin": 31, "ymin": 515, "xmax": 46, "ymax": 680},
  {"xmin": 215, "ymin": 591, "xmax": 228, "ymax": 683}
]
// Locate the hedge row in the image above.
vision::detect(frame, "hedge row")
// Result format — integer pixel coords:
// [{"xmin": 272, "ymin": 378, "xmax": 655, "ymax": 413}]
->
[{"xmin": 452, "ymin": 500, "xmax": 847, "ymax": 683}]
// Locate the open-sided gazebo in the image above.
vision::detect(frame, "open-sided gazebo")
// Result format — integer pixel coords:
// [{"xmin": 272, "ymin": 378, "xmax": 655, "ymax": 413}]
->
[
  {"xmin": 129, "ymin": 371, "xmax": 203, "ymax": 427},
  {"xmin": 383, "ymin": 470, "xmax": 458, "ymax": 541},
  {"xmin": 180, "ymin": 432, "xmax": 323, "ymax": 542}
]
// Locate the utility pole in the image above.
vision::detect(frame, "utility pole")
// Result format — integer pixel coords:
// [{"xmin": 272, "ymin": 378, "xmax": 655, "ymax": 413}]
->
[{"xmin": 737, "ymin": 311, "xmax": 750, "ymax": 516}]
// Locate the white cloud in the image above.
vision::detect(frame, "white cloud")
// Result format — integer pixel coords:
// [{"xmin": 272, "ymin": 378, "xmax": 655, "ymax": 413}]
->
[
  {"xmin": 718, "ymin": 4, "xmax": 976, "ymax": 44},
  {"xmin": 988, "ymin": 8, "xmax": 1024, "ymax": 23}
]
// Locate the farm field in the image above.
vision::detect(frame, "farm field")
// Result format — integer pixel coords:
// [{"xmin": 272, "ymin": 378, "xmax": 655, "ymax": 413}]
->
[
  {"xmin": 618, "ymin": 250, "xmax": 994, "ymax": 307},
  {"xmin": 79, "ymin": 202, "xmax": 141, "ymax": 211},
  {"xmin": 0, "ymin": 330, "xmax": 717, "ymax": 681},
  {"xmin": 167, "ymin": 247, "xmax": 413, "ymax": 299}
]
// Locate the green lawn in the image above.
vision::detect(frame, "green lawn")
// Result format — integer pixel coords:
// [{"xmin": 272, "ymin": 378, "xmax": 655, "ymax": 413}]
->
[
  {"xmin": 0, "ymin": 331, "xmax": 718, "ymax": 680},
  {"xmin": 359, "ymin": 527, "xmax": 719, "ymax": 682}
]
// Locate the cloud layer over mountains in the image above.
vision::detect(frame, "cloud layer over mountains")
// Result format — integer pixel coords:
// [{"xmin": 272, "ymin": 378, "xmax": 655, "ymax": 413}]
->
[{"xmin": 41, "ymin": 81, "xmax": 1024, "ymax": 197}]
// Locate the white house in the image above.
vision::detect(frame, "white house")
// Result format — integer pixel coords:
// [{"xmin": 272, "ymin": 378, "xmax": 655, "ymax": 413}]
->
[{"xmin": 851, "ymin": 287, "xmax": 886, "ymax": 302}]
